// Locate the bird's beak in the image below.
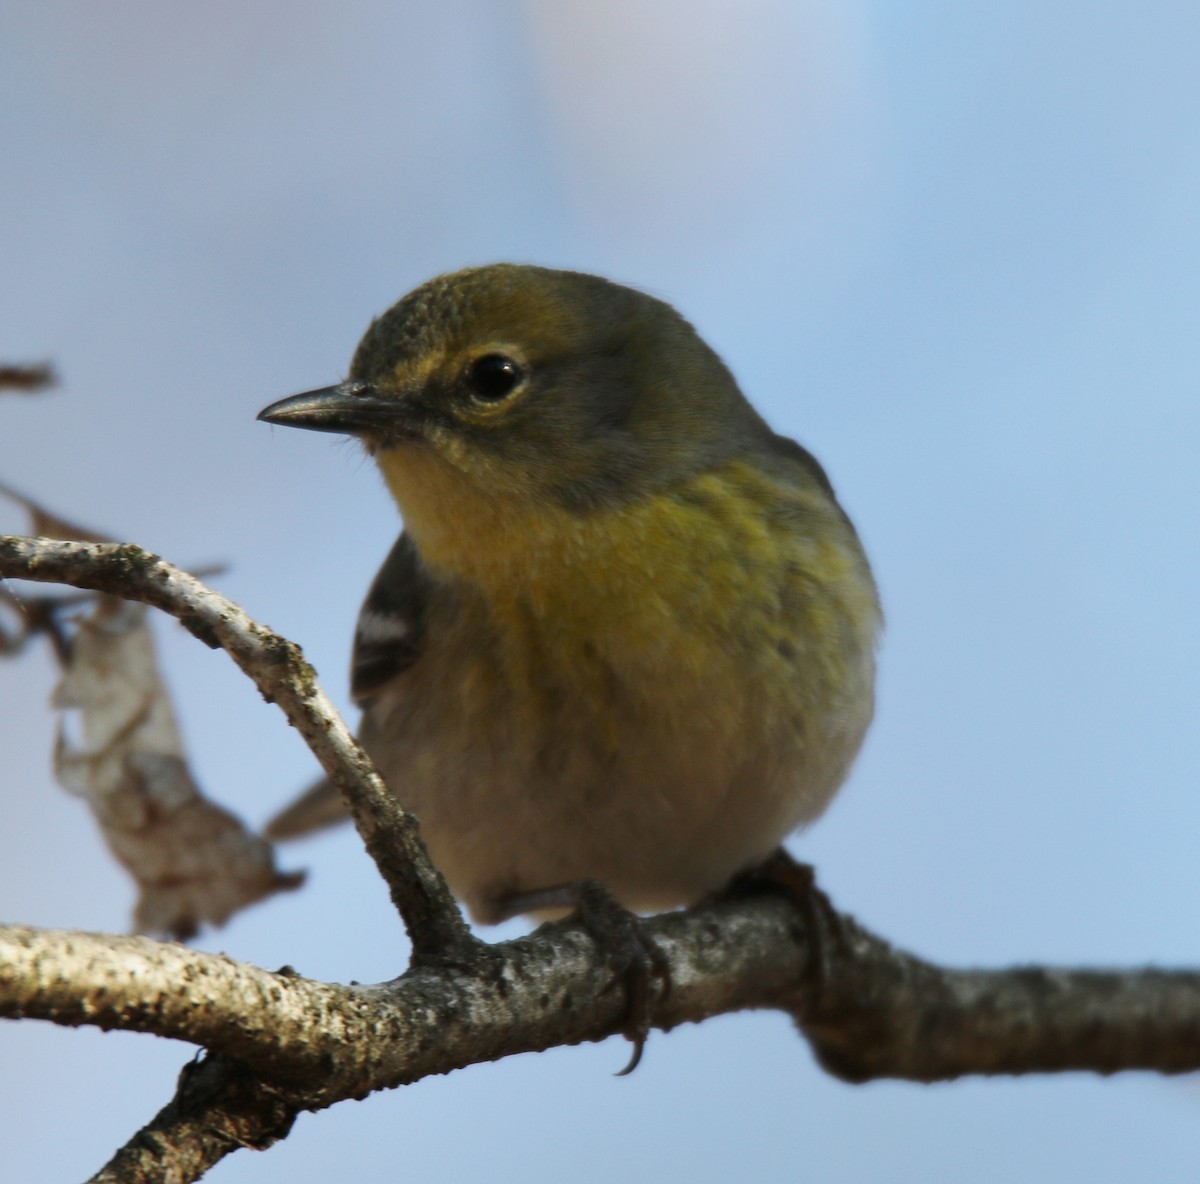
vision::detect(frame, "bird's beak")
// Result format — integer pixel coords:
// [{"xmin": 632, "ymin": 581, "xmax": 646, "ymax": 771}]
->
[{"xmin": 257, "ymin": 381, "xmax": 400, "ymax": 436}]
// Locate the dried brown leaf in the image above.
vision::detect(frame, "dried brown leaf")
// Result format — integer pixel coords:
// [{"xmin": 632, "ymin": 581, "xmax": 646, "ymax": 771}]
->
[
  {"xmin": 2, "ymin": 489, "xmax": 303, "ymax": 937},
  {"xmin": 52, "ymin": 594, "xmax": 303, "ymax": 939}
]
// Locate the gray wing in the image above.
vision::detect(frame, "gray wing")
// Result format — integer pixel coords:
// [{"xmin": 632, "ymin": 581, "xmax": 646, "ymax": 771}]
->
[{"xmin": 350, "ymin": 531, "xmax": 430, "ymax": 707}]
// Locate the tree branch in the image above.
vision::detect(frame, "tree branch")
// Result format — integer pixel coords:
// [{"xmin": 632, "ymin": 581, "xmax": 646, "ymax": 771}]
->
[
  {"xmin": 87, "ymin": 1055, "xmax": 298, "ymax": 1184},
  {"xmin": 5, "ymin": 892, "xmax": 1200, "ymax": 1179},
  {"xmin": 5, "ymin": 906, "xmax": 1198, "ymax": 1100},
  {"xmin": 797, "ymin": 909, "xmax": 1200, "ymax": 1081},
  {"xmin": 0, "ymin": 534, "xmax": 471, "ymax": 962}
]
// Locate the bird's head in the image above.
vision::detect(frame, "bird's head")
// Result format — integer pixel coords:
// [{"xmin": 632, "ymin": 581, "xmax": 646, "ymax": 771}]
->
[{"xmin": 260, "ymin": 265, "xmax": 768, "ymax": 516}]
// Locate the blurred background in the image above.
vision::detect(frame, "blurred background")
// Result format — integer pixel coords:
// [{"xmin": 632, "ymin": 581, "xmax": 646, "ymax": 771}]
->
[{"xmin": 3, "ymin": 2, "xmax": 1200, "ymax": 1180}]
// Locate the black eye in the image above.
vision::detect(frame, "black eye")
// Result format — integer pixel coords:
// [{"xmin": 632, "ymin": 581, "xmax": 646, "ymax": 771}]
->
[{"xmin": 467, "ymin": 353, "xmax": 524, "ymax": 401}]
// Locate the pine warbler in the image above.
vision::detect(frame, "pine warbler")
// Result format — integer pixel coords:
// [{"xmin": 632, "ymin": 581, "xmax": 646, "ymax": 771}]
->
[{"xmin": 260, "ymin": 264, "xmax": 880, "ymax": 925}]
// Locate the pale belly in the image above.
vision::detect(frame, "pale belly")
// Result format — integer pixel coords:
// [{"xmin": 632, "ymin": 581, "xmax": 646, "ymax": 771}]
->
[
  {"xmin": 361, "ymin": 587, "xmax": 876, "ymax": 924},
  {"xmin": 362, "ymin": 456, "xmax": 881, "ymax": 923}
]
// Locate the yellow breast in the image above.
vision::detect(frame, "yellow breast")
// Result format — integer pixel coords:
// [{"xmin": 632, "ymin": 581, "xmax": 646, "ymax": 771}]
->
[{"xmin": 378, "ymin": 445, "xmax": 878, "ymax": 744}]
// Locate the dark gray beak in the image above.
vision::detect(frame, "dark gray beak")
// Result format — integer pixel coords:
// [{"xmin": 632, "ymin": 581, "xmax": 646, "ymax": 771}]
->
[{"xmin": 257, "ymin": 381, "xmax": 397, "ymax": 435}]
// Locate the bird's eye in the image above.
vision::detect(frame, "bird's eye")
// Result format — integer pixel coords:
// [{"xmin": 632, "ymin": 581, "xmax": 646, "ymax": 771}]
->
[{"xmin": 466, "ymin": 354, "xmax": 524, "ymax": 401}]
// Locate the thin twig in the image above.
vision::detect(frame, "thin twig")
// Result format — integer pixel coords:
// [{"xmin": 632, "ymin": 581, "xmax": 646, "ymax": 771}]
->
[
  {"xmin": 0, "ymin": 363, "xmax": 56, "ymax": 392},
  {"xmin": 3, "ymin": 898, "xmax": 1199, "ymax": 1100},
  {"xmin": 0, "ymin": 534, "xmax": 473, "ymax": 962},
  {"xmin": 87, "ymin": 1055, "xmax": 298, "ymax": 1184}
]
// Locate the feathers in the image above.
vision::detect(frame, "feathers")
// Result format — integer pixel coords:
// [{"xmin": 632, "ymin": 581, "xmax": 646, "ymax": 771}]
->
[{"xmin": 350, "ymin": 533, "xmax": 428, "ymax": 705}]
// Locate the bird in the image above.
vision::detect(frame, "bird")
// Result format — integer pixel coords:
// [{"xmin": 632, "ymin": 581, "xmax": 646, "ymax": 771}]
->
[{"xmin": 259, "ymin": 263, "xmax": 880, "ymax": 929}]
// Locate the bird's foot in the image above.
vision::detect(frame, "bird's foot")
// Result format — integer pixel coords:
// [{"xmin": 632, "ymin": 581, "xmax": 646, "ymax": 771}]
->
[
  {"xmin": 494, "ymin": 879, "xmax": 671, "ymax": 1074},
  {"xmin": 719, "ymin": 850, "xmax": 846, "ymax": 1012}
]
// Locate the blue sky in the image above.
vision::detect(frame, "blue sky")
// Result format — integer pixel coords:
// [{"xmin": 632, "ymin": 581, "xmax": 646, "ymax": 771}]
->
[{"xmin": 3, "ymin": 3, "xmax": 1200, "ymax": 1180}]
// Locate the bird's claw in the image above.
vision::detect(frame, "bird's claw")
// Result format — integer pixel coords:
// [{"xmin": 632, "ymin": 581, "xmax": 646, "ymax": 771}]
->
[{"xmin": 720, "ymin": 850, "xmax": 846, "ymax": 1012}]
